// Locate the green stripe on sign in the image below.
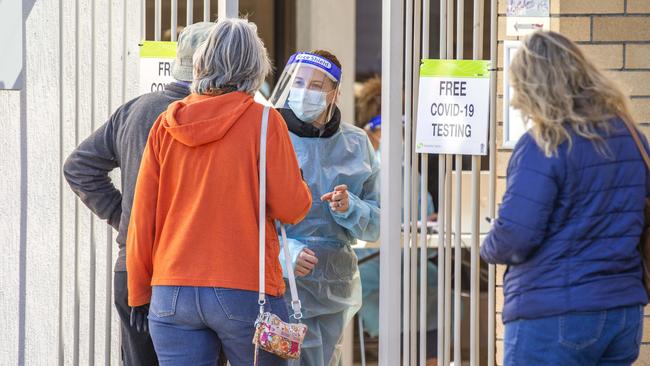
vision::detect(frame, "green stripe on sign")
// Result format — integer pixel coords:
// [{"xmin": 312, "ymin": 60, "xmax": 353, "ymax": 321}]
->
[
  {"xmin": 140, "ymin": 41, "xmax": 177, "ymax": 58},
  {"xmin": 420, "ymin": 59, "xmax": 491, "ymax": 78}
]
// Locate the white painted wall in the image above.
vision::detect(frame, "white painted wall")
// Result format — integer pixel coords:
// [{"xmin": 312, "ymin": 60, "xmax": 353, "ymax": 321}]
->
[
  {"xmin": 296, "ymin": 0, "xmax": 356, "ymax": 124},
  {"xmin": 1, "ymin": 0, "xmax": 140, "ymax": 364}
]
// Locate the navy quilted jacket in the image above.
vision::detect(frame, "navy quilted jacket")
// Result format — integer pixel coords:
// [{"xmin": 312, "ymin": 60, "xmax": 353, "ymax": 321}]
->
[{"xmin": 481, "ymin": 118, "xmax": 650, "ymax": 322}]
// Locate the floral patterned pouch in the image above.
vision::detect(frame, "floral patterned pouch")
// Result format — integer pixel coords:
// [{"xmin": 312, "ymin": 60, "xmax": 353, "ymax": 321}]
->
[{"xmin": 253, "ymin": 312, "xmax": 307, "ymax": 359}]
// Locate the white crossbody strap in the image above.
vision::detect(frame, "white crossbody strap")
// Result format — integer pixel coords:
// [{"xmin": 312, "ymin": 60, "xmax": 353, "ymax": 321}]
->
[
  {"xmin": 258, "ymin": 106, "xmax": 302, "ymax": 319},
  {"xmin": 280, "ymin": 224, "xmax": 302, "ymax": 318},
  {"xmin": 258, "ymin": 106, "xmax": 269, "ymax": 306}
]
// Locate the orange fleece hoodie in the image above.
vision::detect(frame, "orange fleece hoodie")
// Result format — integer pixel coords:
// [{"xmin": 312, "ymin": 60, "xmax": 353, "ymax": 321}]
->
[{"xmin": 126, "ymin": 92, "xmax": 312, "ymax": 306}]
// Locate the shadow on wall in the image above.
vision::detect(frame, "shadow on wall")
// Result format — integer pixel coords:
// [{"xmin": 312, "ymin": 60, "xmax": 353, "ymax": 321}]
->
[{"xmin": 18, "ymin": 1, "xmax": 38, "ymax": 365}]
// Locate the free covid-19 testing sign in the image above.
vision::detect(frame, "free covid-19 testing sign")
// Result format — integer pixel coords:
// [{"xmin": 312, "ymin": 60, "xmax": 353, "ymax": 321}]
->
[
  {"xmin": 415, "ymin": 59, "xmax": 491, "ymax": 156},
  {"xmin": 139, "ymin": 41, "xmax": 176, "ymax": 95}
]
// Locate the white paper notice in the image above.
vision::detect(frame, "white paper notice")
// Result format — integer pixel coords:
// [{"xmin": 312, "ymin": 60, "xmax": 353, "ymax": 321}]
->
[
  {"xmin": 139, "ymin": 41, "xmax": 177, "ymax": 95},
  {"xmin": 416, "ymin": 60, "xmax": 491, "ymax": 156}
]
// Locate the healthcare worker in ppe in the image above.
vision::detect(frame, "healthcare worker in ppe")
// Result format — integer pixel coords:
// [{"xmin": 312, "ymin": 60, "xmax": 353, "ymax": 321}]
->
[{"xmin": 269, "ymin": 50, "xmax": 380, "ymax": 366}]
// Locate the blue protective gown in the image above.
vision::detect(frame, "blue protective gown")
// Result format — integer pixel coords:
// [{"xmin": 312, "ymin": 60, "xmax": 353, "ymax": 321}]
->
[{"xmin": 278, "ymin": 109, "xmax": 380, "ymax": 366}]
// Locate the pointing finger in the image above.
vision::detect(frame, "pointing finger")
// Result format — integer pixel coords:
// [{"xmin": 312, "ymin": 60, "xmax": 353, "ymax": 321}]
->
[
  {"xmin": 334, "ymin": 185, "xmax": 348, "ymax": 192},
  {"xmin": 320, "ymin": 192, "xmax": 334, "ymax": 201}
]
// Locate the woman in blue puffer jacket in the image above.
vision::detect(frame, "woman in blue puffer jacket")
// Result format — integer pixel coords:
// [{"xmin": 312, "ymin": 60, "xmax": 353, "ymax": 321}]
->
[{"xmin": 481, "ymin": 31, "xmax": 650, "ymax": 366}]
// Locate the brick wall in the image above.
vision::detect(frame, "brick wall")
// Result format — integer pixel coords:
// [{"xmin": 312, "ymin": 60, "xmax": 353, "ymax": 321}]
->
[{"xmin": 494, "ymin": 0, "xmax": 650, "ymax": 364}]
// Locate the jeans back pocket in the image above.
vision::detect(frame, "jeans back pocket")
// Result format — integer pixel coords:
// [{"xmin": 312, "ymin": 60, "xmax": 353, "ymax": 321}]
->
[
  {"xmin": 214, "ymin": 288, "xmax": 264, "ymax": 323},
  {"xmin": 559, "ymin": 311, "xmax": 607, "ymax": 350},
  {"xmin": 214, "ymin": 288, "xmax": 287, "ymax": 324},
  {"xmin": 150, "ymin": 286, "xmax": 180, "ymax": 318}
]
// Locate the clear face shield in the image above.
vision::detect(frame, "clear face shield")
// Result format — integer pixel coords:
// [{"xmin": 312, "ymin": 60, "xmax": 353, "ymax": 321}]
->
[{"xmin": 269, "ymin": 53, "xmax": 342, "ymax": 124}]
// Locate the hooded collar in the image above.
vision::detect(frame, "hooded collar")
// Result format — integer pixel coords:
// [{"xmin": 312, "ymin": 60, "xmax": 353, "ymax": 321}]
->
[
  {"xmin": 279, "ymin": 106, "xmax": 341, "ymax": 138},
  {"xmin": 162, "ymin": 91, "xmax": 254, "ymax": 147}
]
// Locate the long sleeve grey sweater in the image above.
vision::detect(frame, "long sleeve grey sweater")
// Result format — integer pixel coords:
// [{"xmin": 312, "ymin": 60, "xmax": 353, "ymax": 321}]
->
[{"xmin": 64, "ymin": 82, "xmax": 190, "ymax": 271}]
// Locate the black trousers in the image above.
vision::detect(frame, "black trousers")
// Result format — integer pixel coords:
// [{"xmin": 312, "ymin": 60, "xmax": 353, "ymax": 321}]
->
[{"xmin": 114, "ymin": 271, "xmax": 159, "ymax": 366}]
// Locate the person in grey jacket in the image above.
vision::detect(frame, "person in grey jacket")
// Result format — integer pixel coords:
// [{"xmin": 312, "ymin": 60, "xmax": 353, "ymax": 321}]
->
[{"xmin": 63, "ymin": 22, "xmax": 215, "ymax": 366}]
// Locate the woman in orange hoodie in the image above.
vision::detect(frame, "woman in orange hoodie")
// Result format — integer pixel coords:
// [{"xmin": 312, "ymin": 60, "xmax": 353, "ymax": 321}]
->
[{"xmin": 126, "ymin": 18, "xmax": 312, "ymax": 366}]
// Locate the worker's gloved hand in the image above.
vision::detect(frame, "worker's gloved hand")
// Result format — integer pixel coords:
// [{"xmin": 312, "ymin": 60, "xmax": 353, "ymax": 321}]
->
[
  {"xmin": 321, "ymin": 184, "xmax": 350, "ymax": 213},
  {"xmin": 295, "ymin": 248, "xmax": 318, "ymax": 277},
  {"xmin": 130, "ymin": 304, "xmax": 150, "ymax": 333}
]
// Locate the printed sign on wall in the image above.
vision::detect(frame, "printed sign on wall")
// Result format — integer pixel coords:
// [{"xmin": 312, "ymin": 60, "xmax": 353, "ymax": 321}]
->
[
  {"xmin": 139, "ymin": 41, "xmax": 177, "ymax": 95},
  {"xmin": 415, "ymin": 59, "xmax": 491, "ymax": 156},
  {"xmin": 506, "ymin": 0, "xmax": 550, "ymax": 36}
]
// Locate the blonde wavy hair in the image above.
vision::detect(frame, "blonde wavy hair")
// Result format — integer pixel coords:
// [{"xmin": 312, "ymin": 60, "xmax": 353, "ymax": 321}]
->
[{"xmin": 510, "ymin": 31, "xmax": 636, "ymax": 156}]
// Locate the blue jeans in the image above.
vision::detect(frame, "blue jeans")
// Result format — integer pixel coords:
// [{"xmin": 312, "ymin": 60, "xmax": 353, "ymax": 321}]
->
[
  {"xmin": 505, "ymin": 305, "xmax": 644, "ymax": 366},
  {"xmin": 148, "ymin": 286, "xmax": 289, "ymax": 366}
]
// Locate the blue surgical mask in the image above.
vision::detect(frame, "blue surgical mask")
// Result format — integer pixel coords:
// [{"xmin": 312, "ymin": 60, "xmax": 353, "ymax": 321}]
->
[{"xmin": 288, "ymin": 87, "xmax": 328, "ymax": 123}]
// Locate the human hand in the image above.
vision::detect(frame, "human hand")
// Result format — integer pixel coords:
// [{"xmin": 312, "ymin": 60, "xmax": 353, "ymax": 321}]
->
[
  {"xmin": 130, "ymin": 304, "xmax": 150, "ymax": 333},
  {"xmin": 295, "ymin": 248, "xmax": 318, "ymax": 277},
  {"xmin": 321, "ymin": 184, "xmax": 350, "ymax": 213}
]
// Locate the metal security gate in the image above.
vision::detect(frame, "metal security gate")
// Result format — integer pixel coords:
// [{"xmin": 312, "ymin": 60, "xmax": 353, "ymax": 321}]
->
[
  {"xmin": 57, "ymin": 0, "xmax": 135, "ymax": 364},
  {"xmin": 379, "ymin": 0, "xmax": 497, "ymax": 365},
  {"xmin": 53, "ymin": 1, "xmax": 239, "ymax": 365},
  {"xmin": 50, "ymin": 0, "xmax": 494, "ymax": 364}
]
